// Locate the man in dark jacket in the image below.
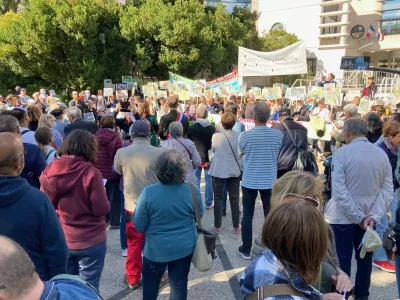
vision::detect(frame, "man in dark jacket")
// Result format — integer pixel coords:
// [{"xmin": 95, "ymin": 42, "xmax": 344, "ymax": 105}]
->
[
  {"xmin": 0, "ymin": 132, "xmax": 68, "ymax": 281},
  {"xmin": 272, "ymin": 108, "xmax": 308, "ymax": 178},
  {"xmin": 64, "ymin": 106, "xmax": 98, "ymax": 136},
  {"xmin": 186, "ymin": 106, "xmax": 215, "ymax": 208},
  {"xmin": 291, "ymin": 99, "xmax": 310, "ymax": 121},
  {"xmin": 0, "ymin": 114, "xmax": 47, "ymax": 188},
  {"xmin": 159, "ymin": 94, "xmax": 189, "ymax": 140}
]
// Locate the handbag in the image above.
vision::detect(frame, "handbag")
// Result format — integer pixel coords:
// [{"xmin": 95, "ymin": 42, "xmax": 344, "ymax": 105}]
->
[
  {"xmin": 281, "ymin": 121, "xmax": 318, "ymax": 175},
  {"xmin": 189, "ymin": 184, "xmax": 217, "ymax": 272},
  {"xmin": 222, "ymin": 132, "xmax": 242, "ymax": 180},
  {"xmin": 147, "ymin": 119, "xmax": 160, "ymax": 148}
]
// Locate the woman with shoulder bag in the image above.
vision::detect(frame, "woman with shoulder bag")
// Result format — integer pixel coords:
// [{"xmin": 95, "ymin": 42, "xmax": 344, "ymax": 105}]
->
[
  {"xmin": 161, "ymin": 121, "xmax": 201, "ymax": 186},
  {"xmin": 208, "ymin": 112, "xmax": 242, "ymax": 234},
  {"xmin": 133, "ymin": 150, "xmax": 204, "ymax": 300}
]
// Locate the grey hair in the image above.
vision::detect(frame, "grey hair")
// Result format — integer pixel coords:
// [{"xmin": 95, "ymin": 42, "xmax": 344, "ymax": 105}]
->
[
  {"xmin": 169, "ymin": 121, "xmax": 183, "ymax": 138},
  {"xmin": 0, "ymin": 115, "xmax": 19, "ymax": 133},
  {"xmin": 66, "ymin": 107, "xmax": 82, "ymax": 120},
  {"xmin": 196, "ymin": 106, "xmax": 208, "ymax": 119},
  {"xmin": 343, "ymin": 104, "xmax": 358, "ymax": 117},
  {"xmin": 344, "ymin": 118, "xmax": 368, "ymax": 137},
  {"xmin": 155, "ymin": 149, "xmax": 188, "ymax": 184},
  {"xmin": 254, "ymin": 102, "xmax": 271, "ymax": 123}
]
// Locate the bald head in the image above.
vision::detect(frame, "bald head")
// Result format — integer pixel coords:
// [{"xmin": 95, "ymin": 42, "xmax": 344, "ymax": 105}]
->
[
  {"xmin": 0, "ymin": 133, "xmax": 24, "ymax": 176},
  {"xmin": 0, "ymin": 236, "xmax": 38, "ymax": 300},
  {"xmin": 254, "ymin": 102, "xmax": 271, "ymax": 124}
]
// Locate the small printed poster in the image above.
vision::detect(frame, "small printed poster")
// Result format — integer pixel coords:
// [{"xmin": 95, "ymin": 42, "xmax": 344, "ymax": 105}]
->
[
  {"xmin": 205, "ymin": 89, "xmax": 215, "ymax": 98},
  {"xmin": 324, "ymin": 83, "xmax": 336, "ymax": 94},
  {"xmin": 157, "ymin": 90, "xmax": 168, "ymax": 98},
  {"xmin": 169, "ymin": 84, "xmax": 179, "ymax": 94},
  {"xmin": 122, "ymin": 76, "xmax": 133, "ymax": 84},
  {"xmin": 261, "ymin": 88, "xmax": 269, "ymax": 100},
  {"xmin": 291, "ymin": 87, "xmax": 307, "ymax": 101},
  {"xmin": 104, "ymin": 83, "xmax": 114, "ymax": 90},
  {"xmin": 142, "ymin": 85, "xmax": 151, "ymax": 97},
  {"xmin": 285, "ymin": 88, "xmax": 291, "ymax": 100},
  {"xmin": 238, "ymin": 84, "xmax": 247, "ymax": 97},
  {"xmin": 104, "ymin": 79, "xmax": 112, "ymax": 86},
  {"xmin": 116, "ymin": 83, "xmax": 127, "ymax": 90},
  {"xmin": 178, "ymin": 90, "xmax": 190, "ymax": 101},
  {"xmin": 103, "ymin": 88, "xmax": 114, "ymax": 97},
  {"xmin": 325, "ymin": 87, "xmax": 342, "ymax": 106},
  {"xmin": 250, "ymin": 87, "xmax": 262, "ymax": 100},
  {"xmin": 159, "ymin": 81, "xmax": 169, "ymax": 90},
  {"xmin": 116, "ymin": 90, "xmax": 129, "ymax": 99},
  {"xmin": 308, "ymin": 86, "xmax": 324, "ymax": 99},
  {"xmin": 358, "ymin": 98, "xmax": 371, "ymax": 115},
  {"xmin": 127, "ymin": 82, "xmax": 137, "ymax": 91}
]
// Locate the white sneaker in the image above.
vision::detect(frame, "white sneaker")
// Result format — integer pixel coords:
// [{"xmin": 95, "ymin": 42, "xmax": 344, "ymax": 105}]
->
[
  {"xmin": 122, "ymin": 248, "xmax": 128, "ymax": 257},
  {"xmin": 206, "ymin": 201, "xmax": 214, "ymax": 210}
]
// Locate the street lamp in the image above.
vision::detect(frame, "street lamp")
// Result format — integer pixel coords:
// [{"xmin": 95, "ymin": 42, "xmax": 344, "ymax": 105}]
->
[{"xmin": 99, "ymin": 33, "xmax": 106, "ymax": 75}]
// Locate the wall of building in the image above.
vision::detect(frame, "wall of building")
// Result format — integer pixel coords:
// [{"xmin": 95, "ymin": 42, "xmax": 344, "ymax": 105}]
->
[{"xmin": 257, "ymin": 0, "xmax": 344, "ymax": 77}]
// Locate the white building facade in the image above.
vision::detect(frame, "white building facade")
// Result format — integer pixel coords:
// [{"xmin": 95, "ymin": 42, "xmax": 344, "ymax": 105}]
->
[{"xmin": 256, "ymin": 0, "xmax": 400, "ymax": 81}]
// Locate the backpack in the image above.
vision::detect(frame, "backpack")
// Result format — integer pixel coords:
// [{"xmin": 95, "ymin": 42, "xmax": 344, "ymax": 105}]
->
[{"xmin": 281, "ymin": 121, "xmax": 318, "ymax": 175}]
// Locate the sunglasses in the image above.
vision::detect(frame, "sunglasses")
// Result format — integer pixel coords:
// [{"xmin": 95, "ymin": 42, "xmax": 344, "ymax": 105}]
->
[{"xmin": 281, "ymin": 193, "xmax": 320, "ymax": 209}]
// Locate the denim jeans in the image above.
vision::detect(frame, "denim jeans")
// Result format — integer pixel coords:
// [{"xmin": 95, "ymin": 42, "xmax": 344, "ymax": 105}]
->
[
  {"xmin": 66, "ymin": 240, "xmax": 107, "ymax": 291},
  {"xmin": 194, "ymin": 166, "xmax": 213, "ymax": 207},
  {"xmin": 212, "ymin": 176, "xmax": 240, "ymax": 229},
  {"xmin": 120, "ymin": 193, "xmax": 127, "ymax": 250},
  {"xmin": 241, "ymin": 187, "xmax": 272, "ymax": 254},
  {"xmin": 395, "ymin": 256, "xmax": 400, "ymax": 297},
  {"xmin": 142, "ymin": 254, "xmax": 193, "ymax": 300},
  {"xmin": 331, "ymin": 224, "xmax": 372, "ymax": 299},
  {"xmin": 373, "ymin": 191, "xmax": 398, "ymax": 261}
]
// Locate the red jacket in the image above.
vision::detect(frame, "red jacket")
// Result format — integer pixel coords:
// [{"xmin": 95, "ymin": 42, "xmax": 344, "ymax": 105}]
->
[
  {"xmin": 40, "ymin": 156, "xmax": 110, "ymax": 250},
  {"xmin": 94, "ymin": 128, "xmax": 123, "ymax": 180}
]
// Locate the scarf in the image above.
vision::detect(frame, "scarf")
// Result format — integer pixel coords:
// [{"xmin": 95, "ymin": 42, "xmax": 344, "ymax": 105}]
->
[{"xmin": 383, "ymin": 137, "xmax": 398, "ymax": 155}]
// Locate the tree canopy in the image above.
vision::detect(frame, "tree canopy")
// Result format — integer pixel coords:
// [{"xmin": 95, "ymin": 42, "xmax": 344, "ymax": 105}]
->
[{"xmin": 0, "ymin": 0, "xmax": 300, "ymax": 93}]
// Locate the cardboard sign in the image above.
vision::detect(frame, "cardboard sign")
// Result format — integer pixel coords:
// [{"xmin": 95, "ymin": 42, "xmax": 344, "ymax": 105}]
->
[
  {"xmin": 122, "ymin": 76, "xmax": 133, "ymax": 84},
  {"xmin": 103, "ymin": 88, "xmax": 114, "ymax": 97},
  {"xmin": 358, "ymin": 98, "xmax": 371, "ymax": 115}
]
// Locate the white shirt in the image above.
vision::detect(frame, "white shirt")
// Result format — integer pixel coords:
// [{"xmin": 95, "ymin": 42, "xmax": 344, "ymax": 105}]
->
[
  {"xmin": 312, "ymin": 107, "xmax": 331, "ymax": 123},
  {"xmin": 20, "ymin": 127, "xmax": 37, "ymax": 145}
]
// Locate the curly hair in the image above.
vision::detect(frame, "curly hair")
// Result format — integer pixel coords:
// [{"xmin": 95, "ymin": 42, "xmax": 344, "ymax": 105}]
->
[
  {"xmin": 57, "ymin": 129, "xmax": 98, "ymax": 163},
  {"xmin": 382, "ymin": 120, "xmax": 400, "ymax": 138},
  {"xmin": 155, "ymin": 149, "xmax": 187, "ymax": 184},
  {"xmin": 27, "ymin": 105, "xmax": 43, "ymax": 123}
]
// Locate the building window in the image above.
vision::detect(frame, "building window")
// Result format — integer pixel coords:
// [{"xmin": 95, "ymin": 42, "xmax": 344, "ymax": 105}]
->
[
  {"xmin": 322, "ymin": 2, "xmax": 339, "ymax": 35},
  {"xmin": 271, "ymin": 23, "xmax": 285, "ymax": 31},
  {"xmin": 351, "ymin": 25, "xmax": 365, "ymax": 39},
  {"xmin": 382, "ymin": 0, "xmax": 400, "ymax": 35},
  {"xmin": 307, "ymin": 58, "xmax": 317, "ymax": 76}
]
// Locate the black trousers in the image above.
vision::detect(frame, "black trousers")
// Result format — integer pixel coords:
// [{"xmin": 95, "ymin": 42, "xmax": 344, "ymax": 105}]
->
[{"xmin": 105, "ymin": 179, "xmax": 121, "ymax": 227}]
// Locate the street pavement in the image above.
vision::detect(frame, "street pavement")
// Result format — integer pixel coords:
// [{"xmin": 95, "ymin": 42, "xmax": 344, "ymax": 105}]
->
[{"xmin": 99, "ymin": 179, "xmax": 399, "ymax": 300}]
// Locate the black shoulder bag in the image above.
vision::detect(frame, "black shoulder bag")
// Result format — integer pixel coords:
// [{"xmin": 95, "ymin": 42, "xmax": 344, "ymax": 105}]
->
[{"xmin": 222, "ymin": 132, "xmax": 242, "ymax": 180}]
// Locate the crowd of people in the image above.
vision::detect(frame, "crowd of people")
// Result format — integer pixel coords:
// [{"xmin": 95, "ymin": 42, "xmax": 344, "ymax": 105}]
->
[{"xmin": 0, "ymin": 82, "xmax": 399, "ymax": 300}]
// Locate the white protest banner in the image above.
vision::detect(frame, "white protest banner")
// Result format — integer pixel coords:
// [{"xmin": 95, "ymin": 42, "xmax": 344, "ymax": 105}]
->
[
  {"xmin": 238, "ymin": 41, "xmax": 307, "ymax": 77},
  {"xmin": 358, "ymin": 98, "xmax": 371, "ymax": 115},
  {"xmin": 103, "ymin": 88, "xmax": 114, "ymax": 97}
]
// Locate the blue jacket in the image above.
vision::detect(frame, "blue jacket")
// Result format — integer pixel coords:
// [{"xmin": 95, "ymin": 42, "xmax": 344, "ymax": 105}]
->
[
  {"xmin": 133, "ymin": 183, "xmax": 204, "ymax": 263},
  {"xmin": 41, "ymin": 280, "xmax": 98, "ymax": 300},
  {"xmin": 377, "ymin": 141, "xmax": 400, "ymax": 191},
  {"xmin": 0, "ymin": 176, "xmax": 68, "ymax": 280},
  {"xmin": 21, "ymin": 143, "xmax": 47, "ymax": 189}
]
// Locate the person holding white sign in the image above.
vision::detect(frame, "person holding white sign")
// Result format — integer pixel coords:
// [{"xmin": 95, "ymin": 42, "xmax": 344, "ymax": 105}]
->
[{"xmin": 311, "ymin": 99, "xmax": 332, "ymax": 161}]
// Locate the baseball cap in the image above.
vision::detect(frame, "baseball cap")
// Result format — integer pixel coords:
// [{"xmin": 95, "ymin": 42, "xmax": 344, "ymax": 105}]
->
[
  {"xmin": 129, "ymin": 119, "xmax": 151, "ymax": 138},
  {"xmin": 279, "ymin": 108, "xmax": 291, "ymax": 117},
  {"xmin": 20, "ymin": 88, "xmax": 26, "ymax": 91},
  {"xmin": 359, "ymin": 227, "xmax": 382, "ymax": 259}
]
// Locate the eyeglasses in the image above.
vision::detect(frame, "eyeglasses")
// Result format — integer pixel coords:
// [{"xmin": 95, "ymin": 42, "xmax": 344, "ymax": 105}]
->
[{"xmin": 281, "ymin": 193, "xmax": 320, "ymax": 209}]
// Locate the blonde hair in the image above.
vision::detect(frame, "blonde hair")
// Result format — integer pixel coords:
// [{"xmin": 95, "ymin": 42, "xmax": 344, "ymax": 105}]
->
[
  {"xmin": 271, "ymin": 170, "xmax": 323, "ymax": 210},
  {"xmin": 46, "ymin": 96, "xmax": 57, "ymax": 107},
  {"xmin": 38, "ymin": 114, "xmax": 56, "ymax": 129},
  {"xmin": 262, "ymin": 197, "xmax": 328, "ymax": 284}
]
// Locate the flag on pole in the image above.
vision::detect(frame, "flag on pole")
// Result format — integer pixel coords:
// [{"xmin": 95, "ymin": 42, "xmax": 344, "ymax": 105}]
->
[
  {"xmin": 369, "ymin": 24, "xmax": 375, "ymax": 32},
  {"xmin": 377, "ymin": 27, "xmax": 381, "ymax": 40},
  {"xmin": 366, "ymin": 30, "xmax": 371, "ymax": 38}
]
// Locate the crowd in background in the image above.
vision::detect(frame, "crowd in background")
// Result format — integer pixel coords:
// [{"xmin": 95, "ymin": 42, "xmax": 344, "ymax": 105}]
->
[{"xmin": 0, "ymin": 80, "xmax": 400, "ymax": 300}]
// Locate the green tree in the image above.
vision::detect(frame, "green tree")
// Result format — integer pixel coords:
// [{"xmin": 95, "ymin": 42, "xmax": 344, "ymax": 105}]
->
[
  {"xmin": 0, "ymin": 0, "xmax": 25, "ymax": 14},
  {"xmin": 259, "ymin": 29, "xmax": 299, "ymax": 52},
  {"xmin": 0, "ymin": 0, "xmax": 133, "ymax": 90}
]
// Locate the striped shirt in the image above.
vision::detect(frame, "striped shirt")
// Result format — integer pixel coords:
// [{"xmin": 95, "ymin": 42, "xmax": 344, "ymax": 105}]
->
[{"xmin": 238, "ymin": 126, "xmax": 282, "ymax": 190}]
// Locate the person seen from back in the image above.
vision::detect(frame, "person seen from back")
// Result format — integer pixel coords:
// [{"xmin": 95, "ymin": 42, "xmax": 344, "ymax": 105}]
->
[
  {"xmin": 159, "ymin": 95, "xmax": 189, "ymax": 140},
  {"xmin": 35, "ymin": 127, "xmax": 57, "ymax": 164},
  {"xmin": 364, "ymin": 112, "xmax": 383, "ymax": 144},
  {"xmin": 63, "ymin": 106, "xmax": 98, "ymax": 137},
  {"xmin": 27, "ymin": 104, "xmax": 43, "ymax": 131},
  {"xmin": 38, "ymin": 114, "xmax": 63, "ymax": 149},
  {"xmin": 0, "ymin": 131, "xmax": 67, "ymax": 281},
  {"xmin": 40, "ymin": 130, "xmax": 110, "ymax": 291}
]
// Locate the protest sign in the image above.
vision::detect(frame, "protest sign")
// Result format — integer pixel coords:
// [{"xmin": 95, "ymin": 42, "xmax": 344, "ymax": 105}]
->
[
  {"xmin": 122, "ymin": 76, "xmax": 133, "ymax": 84},
  {"xmin": 116, "ymin": 83, "xmax": 127, "ymax": 90},
  {"xmin": 345, "ymin": 89, "xmax": 361, "ymax": 103},
  {"xmin": 270, "ymin": 87, "xmax": 282, "ymax": 99},
  {"xmin": 178, "ymin": 90, "xmax": 190, "ymax": 101},
  {"xmin": 142, "ymin": 85, "xmax": 151, "ymax": 97},
  {"xmin": 273, "ymin": 83, "xmax": 284, "ymax": 89},
  {"xmin": 157, "ymin": 90, "xmax": 168, "ymax": 98},
  {"xmin": 358, "ymin": 98, "xmax": 371, "ymax": 115},
  {"xmin": 291, "ymin": 87, "xmax": 307, "ymax": 101},
  {"xmin": 325, "ymin": 88, "xmax": 342, "ymax": 106},
  {"xmin": 250, "ymin": 87, "xmax": 262, "ymax": 100},
  {"xmin": 116, "ymin": 90, "xmax": 128, "ymax": 99},
  {"xmin": 127, "ymin": 82, "xmax": 136, "ymax": 91},
  {"xmin": 220, "ymin": 85, "xmax": 229, "ymax": 97},
  {"xmin": 132, "ymin": 77, "xmax": 143, "ymax": 85},
  {"xmin": 103, "ymin": 88, "xmax": 114, "ymax": 97},
  {"xmin": 228, "ymin": 89, "xmax": 238, "ymax": 97},
  {"xmin": 83, "ymin": 112, "xmax": 96, "ymax": 122},
  {"xmin": 104, "ymin": 83, "xmax": 115, "ymax": 90},
  {"xmin": 190, "ymin": 87, "xmax": 203, "ymax": 97},
  {"xmin": 104, "ymin": 79, "xmax": 112, "ymax": 86},
  {"xmin": 169, "ymin": 84, "xmax": 178, "ymax": 94},
  {"xmin": 205, "ymin": 89, "xmax": 215, "ymax": 98},
  {"xmin": 310, "ymin": 116, "xmax": 325, "ymax": 131},
  {"xmin": 196, "ymin": 80, "xmax": 207, "ymax": 88},
  {"xmin": 261, "ymin": 88, "xmax": 269, "ymax": 100},
  {"xmin": 324, "ymin": 83, "xmax": 336, "ymax": 94},
  {"xmin": 285, "ymin": 88, "xmax": 291, "ymax": 100},
  {"xmin": 159, "ymin": 81, "xmax": 169, "ymax": 89},
  {"xmin": 238, "ymin": 83, "xmax": 247, "ymax": 97},
  {"xmin": 308, "ymin": 86, "xmax": 324, "ymax": 99}
]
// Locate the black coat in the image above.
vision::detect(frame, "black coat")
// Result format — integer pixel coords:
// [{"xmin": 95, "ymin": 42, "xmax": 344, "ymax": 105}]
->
[
  {"xmin": 64, "ymin": 118, "xmax": 99, "ymax": 137},
  {"xmin": 273, "ymin": 118, "xmax": 308, "ymax": 171}
]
